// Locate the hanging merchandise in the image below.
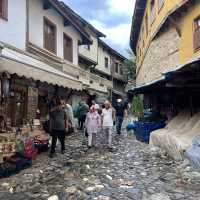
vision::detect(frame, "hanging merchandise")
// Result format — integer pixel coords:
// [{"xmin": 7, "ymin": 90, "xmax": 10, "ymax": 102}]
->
[
  {"xmin": 1, "ymin": 72, "xmax": 10, "ymax": 99},
  {"xmin": 23, "ymin": 138, "xmax": 37, "ymax": 160}
]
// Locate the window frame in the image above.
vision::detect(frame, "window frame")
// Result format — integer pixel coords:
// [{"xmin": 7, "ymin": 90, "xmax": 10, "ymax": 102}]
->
[
  {"xmin": 63, "ymin": 32, "xmax": 73, "ymax": 62},
  {"xmin": 43, "ymin": 17, "xmax": 57, "ymax": 54},
  {"xmin": 104, "ymin": 57, "xmax": 109, "ymax": 68},
  {"xmin": 193, "ymin": 16, "xmax": 200, "ymax": 51},
  {"xmin": 119, "ymin": 64, "xmax": 123, "ymax": 75},
  {"xmin": 0, "ymin": 0, "xmax": 8, "ymax": 20},
  {"xmin": 115, "ymin": 62, "xmax": 119, "ymax": 74}
]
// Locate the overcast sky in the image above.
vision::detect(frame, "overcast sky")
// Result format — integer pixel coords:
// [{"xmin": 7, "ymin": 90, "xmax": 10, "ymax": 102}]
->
[{"xmin": 63, "ymin": 0, "xmax": 136, "ymax": 57}]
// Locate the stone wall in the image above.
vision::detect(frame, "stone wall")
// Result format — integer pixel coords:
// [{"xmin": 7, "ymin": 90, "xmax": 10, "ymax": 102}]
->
[{"xmin": 136, "ymin": 27, "xmax": 180, "ymax": 86}]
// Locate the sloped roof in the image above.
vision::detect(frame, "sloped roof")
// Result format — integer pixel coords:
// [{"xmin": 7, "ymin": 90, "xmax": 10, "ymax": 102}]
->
[
  {"xmin": 98, "ymin": 39, "xmax": 127, "ymax": 61},
  {"xmin": 59, "ymin": 1, "xmax": 106, "ymax": 38},
  {"xmin": 130, "ymin": 0, "xmax": 147, "ymax": 54},
  {"xmin": 47, "ymin": 0, "xmax": 92, "ymax": 44}
]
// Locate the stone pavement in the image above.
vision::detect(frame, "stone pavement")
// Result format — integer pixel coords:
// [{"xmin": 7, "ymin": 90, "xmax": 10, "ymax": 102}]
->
[{"xmin": 0, "ymin": 132, "xmax": 200, "ymax": 200}]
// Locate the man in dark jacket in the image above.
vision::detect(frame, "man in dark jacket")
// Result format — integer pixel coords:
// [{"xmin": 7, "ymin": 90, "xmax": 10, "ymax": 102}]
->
[
  {"xmin": 49, "ymin": 98, "xmax": 68, "ymax": 157},
  {"xmin": 78, "ymin": 101, "xmax": 89, "ymax": 130},
  {"xmin": 113, "ymin": 98, "xmax": 128, "ymax": 135}
]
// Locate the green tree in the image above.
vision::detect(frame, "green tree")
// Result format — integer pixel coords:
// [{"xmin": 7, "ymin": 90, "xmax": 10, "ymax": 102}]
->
[
  {"xmin": 132, "ymin": 95, "xmax": 143, "ymax": 118},
  {"xmin": 123, "ymin": 49, "xmax": 136, "ymax": 81}
]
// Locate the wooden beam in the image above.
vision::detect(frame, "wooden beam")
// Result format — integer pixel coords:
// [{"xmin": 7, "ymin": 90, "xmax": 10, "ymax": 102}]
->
[{"xmin": 168, "ymin": 16, "xmax": 181, "ymax": 37}]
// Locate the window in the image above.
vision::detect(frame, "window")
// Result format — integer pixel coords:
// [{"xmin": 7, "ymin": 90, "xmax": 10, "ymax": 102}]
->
[
  {"xmin": 63, "ymin": 33, "xmax": 73, "ymax": 62},
  {"xmin": 194, "ymin": 17, "xmax": 200, "ymax": 50},
  {"xmin": 105, "ymin": 57, "xmax": 109, "ymax": 68},
  {"xmin": 119, "ymin": 64, "xmax": 123, "ymax": 75},
  {"xmin": 115, "ymin": 62, "xmax": 119, "ymax": 73},
  {"xmin": 150, "ymin": 0, "xmax": 155, "ymax": 23},
  {"xmin": 158, "ymin": 0, "xmax": 165, "ymax": 10},
  {"xmin": 44, "ymin": 17, "xmax": 56, "ymax": 54},
  {"xmin": 0, "ymin": 0, "xmax": 8, "ymax": 20}
]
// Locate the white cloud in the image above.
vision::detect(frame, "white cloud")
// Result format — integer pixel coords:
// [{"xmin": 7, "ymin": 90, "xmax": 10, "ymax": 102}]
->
[
  {"xmin": 89, "ymin": 19, "xmax": 131, "ymax": 55},
  {"xmin": 108, "ymin": 0, "xmax": 135, "ymax": 16}
]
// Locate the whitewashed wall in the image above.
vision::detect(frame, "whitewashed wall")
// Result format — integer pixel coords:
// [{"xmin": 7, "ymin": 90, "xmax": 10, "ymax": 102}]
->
[
  {"xmin": 96, "ymin": 46, "xmax": 111, "ymax": 75},
  {"xmin": 29, "ymin": 0, "xmax": 81, "ymax": 65},
  {"xmin": 79, "ymin": 33, "xmax": 98, "ymax": 63},
  {"xmin": 0, "ymin": 0, "xmax": 26, "ymax": 50}
]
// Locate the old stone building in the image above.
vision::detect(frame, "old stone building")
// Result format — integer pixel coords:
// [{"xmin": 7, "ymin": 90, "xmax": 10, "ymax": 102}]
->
[{"xmin": 130, "ymin": 0, "xmax": 200, "ymax": 87}]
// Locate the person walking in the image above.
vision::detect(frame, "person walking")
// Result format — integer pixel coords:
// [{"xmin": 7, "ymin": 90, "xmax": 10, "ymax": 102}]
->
[
  {"xmin": 49, "ymin": 98, "xmax": 68, "ymax": 158},
  {"xmin": 113, "ymin": 98, "xmax": 128, "ymax": 135},
  {"xmin": 102, "ymin": 101, "xmax": 115, "ymax": 150},
  {"xmin": 85, "ymin": 106, "xmax": 101, "ymax": 148},
  {"xmin": 78, "ymin": 100, "xmax": 89, "ymax": 130},
  {"xmin": 64, "ymin": 100, "xmax": 76, "ymax": 133}
]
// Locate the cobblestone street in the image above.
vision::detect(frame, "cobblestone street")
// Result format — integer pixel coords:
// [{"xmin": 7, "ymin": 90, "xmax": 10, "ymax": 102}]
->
[{"xmin": 0, "ymin": 132, "xmax": 200, "ymax": 200}]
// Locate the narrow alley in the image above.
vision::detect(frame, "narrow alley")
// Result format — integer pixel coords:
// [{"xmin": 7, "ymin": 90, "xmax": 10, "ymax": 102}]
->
[{"xmin": 0, "ymin": 132, "xmax": 199, "ymax": 200}]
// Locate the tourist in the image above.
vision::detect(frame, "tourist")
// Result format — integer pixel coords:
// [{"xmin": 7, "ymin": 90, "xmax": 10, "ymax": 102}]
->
[
  {"xmin": 113, "ymin": 98, "xmax": 128, "ymax": 135},
  {"xmin": 102, "ymin": 100, "xmax": 115, "ymax": 150},
  {"xmin": 49, "ymin": 98, "xmax": 68, "ymax": 158},
  {"xmin": 78, "ymin": 100, "xmax": 89, "ymax": 130},
  {"xmin": 64, "ymin": 100, "xmax": 76, "ymax": 133},
  {"xmin": 85, "ymin": 106, "xmax": 101, "ymax": 148},
  {"xmin": 91, "ymin": 100, "xmax": 100, "ymax": 111}
]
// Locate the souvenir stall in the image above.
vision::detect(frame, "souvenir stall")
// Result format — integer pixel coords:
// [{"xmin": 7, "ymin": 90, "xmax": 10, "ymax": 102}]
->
[{"xmin": 0, "ymin": 73, "xmax": 50, "ymax": 178}]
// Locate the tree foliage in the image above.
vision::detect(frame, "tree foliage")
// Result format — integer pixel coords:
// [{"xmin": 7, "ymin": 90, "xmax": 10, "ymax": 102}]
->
[
  {"xmin": 132, "ymin": 95, "xmax": 143, "ymax": 118},
  {"xmin": 122, "ymin": 49, "xmax": 136, "ymax": 81}
]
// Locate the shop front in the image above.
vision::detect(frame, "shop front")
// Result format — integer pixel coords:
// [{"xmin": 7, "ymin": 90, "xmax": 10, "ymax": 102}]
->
[{"xmin": 0, "ymin": 47, "xmax": 82, "ymax": 170}]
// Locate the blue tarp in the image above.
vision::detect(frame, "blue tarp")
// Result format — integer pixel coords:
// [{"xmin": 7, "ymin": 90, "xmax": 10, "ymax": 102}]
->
[{"xmin": 127, "ymin": 121, "xmax": 165, "ymax": 143}]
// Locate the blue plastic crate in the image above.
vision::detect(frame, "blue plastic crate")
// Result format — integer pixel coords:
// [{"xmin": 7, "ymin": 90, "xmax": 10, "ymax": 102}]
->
[{"xmin": 133, "ymin": 121, "xmax": 165, "ymax": 143}]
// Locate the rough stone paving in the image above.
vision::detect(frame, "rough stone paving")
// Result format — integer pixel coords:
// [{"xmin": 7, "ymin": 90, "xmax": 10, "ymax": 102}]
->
[{"xmin": 0, "ymin": 132, "xmax": 200, "ymax": 200}]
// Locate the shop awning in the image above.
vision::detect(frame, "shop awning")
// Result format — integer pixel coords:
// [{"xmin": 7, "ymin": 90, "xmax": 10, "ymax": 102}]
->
[
  {"xmin": 130, "ymin": 77, "xmax": 166, "ymax": 94},
  {"xmin": 0, "ymin": 47, "xmax": 82, "ymax": 90},
  {"xmin": 164, "ymin": 56, "xmax": 200, "ymax": 79}
]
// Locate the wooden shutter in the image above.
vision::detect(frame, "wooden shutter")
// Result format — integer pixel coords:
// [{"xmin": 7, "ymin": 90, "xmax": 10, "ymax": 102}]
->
[
  {"xmin": 44, "ymin": 18, "xmax": 56, "ymax": 53},
  {"xmin": 194, "ymin": 18, "xmax": 200, "ymax": 51},
  {"xmin": 63, "ymin": 33, "xmax": 73, "ymax": 62},
  {"xmin": 0, "ymin": 0, "xmax": 8, "ymax": 20}
]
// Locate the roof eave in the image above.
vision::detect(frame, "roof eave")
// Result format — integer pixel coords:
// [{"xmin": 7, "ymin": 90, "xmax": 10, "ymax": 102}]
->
[
  {"xmin": 98, "ymin": 39, "xmax": 128, "ymax": 61},
  {"xmin": 49, "ymin": 0, "xmax": 92, "ymax": 45},
  {"xmin": 130, "ymin": 0, "xmax": 147, "ymax": 53}
]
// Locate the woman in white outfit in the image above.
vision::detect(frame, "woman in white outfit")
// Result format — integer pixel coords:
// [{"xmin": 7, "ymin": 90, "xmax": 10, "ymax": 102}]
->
[{"xmin": 102, "ymin": 101, "xmax": 115, "ymax": 150}]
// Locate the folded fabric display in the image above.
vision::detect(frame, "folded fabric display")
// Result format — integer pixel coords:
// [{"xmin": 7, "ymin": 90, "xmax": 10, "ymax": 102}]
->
[
  {"xmin": 150, "ymin": 111, "xmax": 200, "ymax": 160},
  {"xmin": 6, "ymin": 153, "xmax": 32, "ymax": 172}
]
